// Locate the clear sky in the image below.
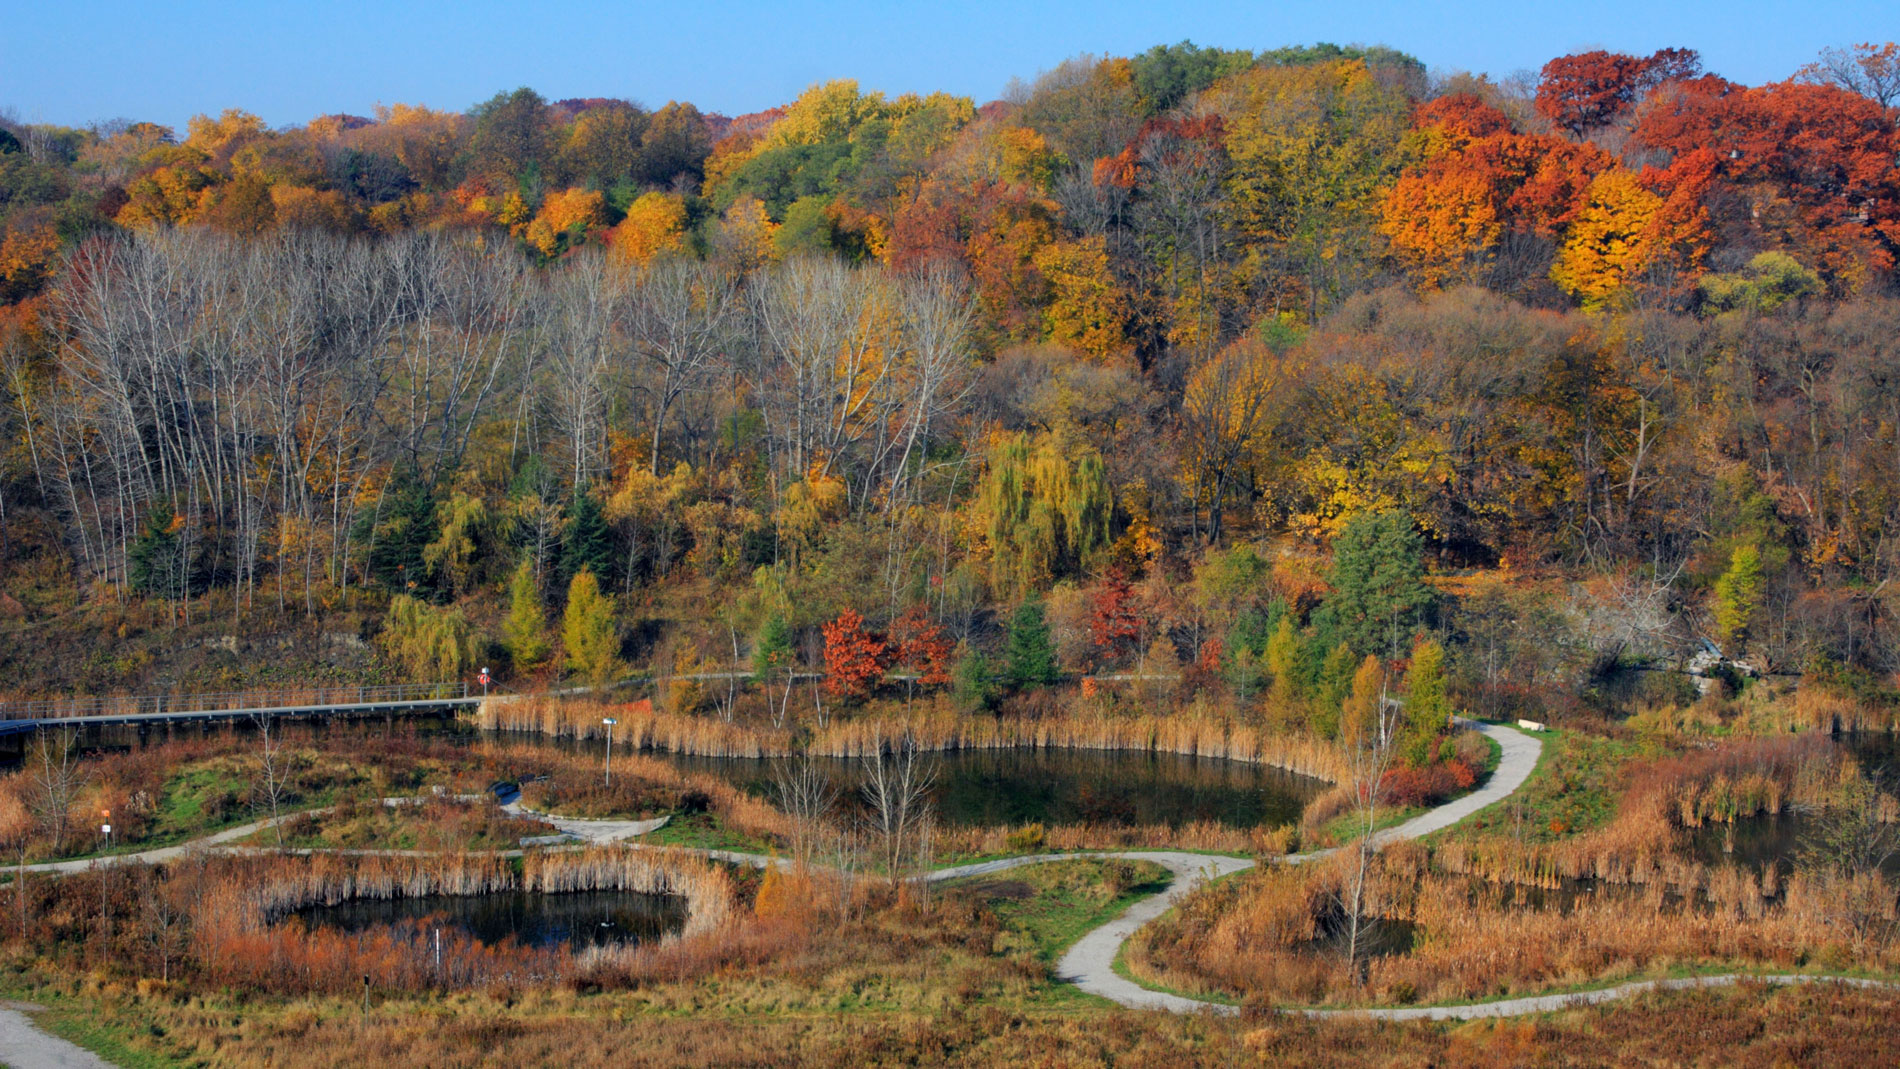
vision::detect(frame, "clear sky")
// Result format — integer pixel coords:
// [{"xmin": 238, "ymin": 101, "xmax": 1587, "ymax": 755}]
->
[{"xmin": 2, "ymin": 0, "xmax": 1892, "ymax": 131}]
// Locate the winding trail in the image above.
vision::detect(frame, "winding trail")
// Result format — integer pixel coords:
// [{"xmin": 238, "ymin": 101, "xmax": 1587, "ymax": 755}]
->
[
  {"xmin": 17, "ymin": 720, "xmax": 1896, "ymax": 1027},
  {"xmin": 0, "ymin": 1001, "xmax": 113, "ymax": 1069}
]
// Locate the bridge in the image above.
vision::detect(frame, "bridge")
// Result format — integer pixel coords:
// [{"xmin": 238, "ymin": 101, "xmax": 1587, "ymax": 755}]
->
[{"xmin": 0, "ymin": 682, "xmax": 483, "ymax": 738}]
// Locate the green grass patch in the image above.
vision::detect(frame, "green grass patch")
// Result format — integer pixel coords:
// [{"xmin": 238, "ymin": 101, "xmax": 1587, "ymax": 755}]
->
[
  {"xmin": 952, "ymin": 858, "xmax": 1168, "ymax": 963},
  {"xmin": 643, "ymin": 811, "xmax": 776, "ymax": 855}
]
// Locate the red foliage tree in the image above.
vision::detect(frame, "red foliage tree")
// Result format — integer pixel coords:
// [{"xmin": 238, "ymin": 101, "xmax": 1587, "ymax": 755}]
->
[
  {"xmin": 1087, "ymin": 567, "xmax": 1142, "ymax": 666},
  {"xmin": 821, "ymin": 608, "xmax": 893, "ymax": 700},
  {"xmin": 1634, "ymin": 78, "xmax": 1900, "ymax": 285},
  {"xmin": 889, "ymin": 604, "xmax": 954, "ymax": 688},
  {"xmin": 1535, "ymin": 48, "xmax": 1702, "ymax": 135}
]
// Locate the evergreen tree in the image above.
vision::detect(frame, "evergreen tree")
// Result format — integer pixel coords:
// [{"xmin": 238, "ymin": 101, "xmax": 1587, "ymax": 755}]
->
[
  {"xmin": 559, "ymin": 487, "xmax": 615, "ymax": 588},
  {"xmin": 364, "ymin": 469, "xmax": 438, "ymax": 596},
  {"xmin": 1323, "ymin": 510, "xmax": 1433, "ymax": 659},
  {"xmin": 1005, "ymin": 599, "xmax": 1060, "ymax": 690},
  {"xmin": 1312, "ymin": 641, "xmax": 1357, "ymax": 738},
  {"xmin": 503, "ymin": 559, "xmax": 551, "ymax": 676},
  {"xmin": 1714, "ymin": 543, "xmax": 1765, "ymax": 652},
  {"xmin": 951, "ymin": 641, "xmax": 997, "ymax": 713},
  {"xmin": 562, "ymin": 569, "xmax": 623, "ymax": 687},
  {"xmin": 128, "ymin": 505, "xmax": 193, "ymax": 599},
  {"xmin": 752, "ymin": 613, "xmax": 793, "ymax": 682}
]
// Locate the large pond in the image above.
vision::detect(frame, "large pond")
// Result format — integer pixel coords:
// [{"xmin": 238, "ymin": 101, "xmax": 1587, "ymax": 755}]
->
[
  {"xmin": 295, "ymin": 889, "xmax": 688, "ymax": 951},
  {"xmin": 657, "ymin": 747, "xmax": 1325, "ymax": 830},
  {"xmin": 49, "ymin": 716, "xmax": 1325, "ymax": 830}
]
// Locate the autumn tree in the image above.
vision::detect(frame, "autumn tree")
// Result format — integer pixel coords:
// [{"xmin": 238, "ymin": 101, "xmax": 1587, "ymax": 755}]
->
[
  {"xmin": 889, "ymin": 604, "xmax": 954, "ymax": 704},
  {"xmin": 822, "ymin": 608, "xmax": 892, "ymax": 700},
  {"xmin": 1534, "ymin": 49, "xmax": 1700, "ymax": 135},
  {"xmin": 1796, "ymin": 42, "xmax": 1900, "ymax": 109},
  {"xmin": 503, "ymin": 559, "xmax": 551, "ymax": 676},
  {"xmin": 562, "ymin": 568, "xmax": 623, "ymax": 687},
  {"xmin": 1087, "ymin": 567, "xmax": 1142, "ymax": 667}
]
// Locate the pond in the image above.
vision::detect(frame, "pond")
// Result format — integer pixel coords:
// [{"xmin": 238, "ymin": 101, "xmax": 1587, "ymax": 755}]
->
[
  {"xmin": 295, "ymin": 889, "xmax": 688, "ymax": 951},
  {"xmin": 45, "ymin": 715, "xmax": 1325, "ymax": 830},
  {"xmin": 656, "ymin": 746, "xmax": 1325, "ymax": 830},
  {"xmin": 1688, "ymin": 733, "xmax": 1900, "ymax": 880}
]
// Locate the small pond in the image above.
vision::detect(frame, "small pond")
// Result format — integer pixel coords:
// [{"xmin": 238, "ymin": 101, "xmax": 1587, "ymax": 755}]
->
[
  {"xmin": 1688, "ymin": 733, "xmax": 1900, "ymax": 879},
  {"xmin": 657, "ymin": 746, "xmax": 1325, "ymax": 830},
  {"xmin": 295, "ymin": 889, "xmax": 688, "ymax": 951}
]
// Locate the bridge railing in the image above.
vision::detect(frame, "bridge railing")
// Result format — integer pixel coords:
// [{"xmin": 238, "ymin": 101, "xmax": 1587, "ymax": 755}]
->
[{"xmin": 0, "ymin": 682, "xmax": 472, "ymax": 723}]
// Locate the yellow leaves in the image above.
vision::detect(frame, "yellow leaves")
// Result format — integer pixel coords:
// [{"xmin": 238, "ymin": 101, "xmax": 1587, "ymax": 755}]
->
[
  {"xmin": 0, "ymin": 225, "xmax": 60, "ymax": 301},
  {"xmin": 116, "ymin": 164, "xmax": 223, "ymax": 228},
  {"xmin": 269, "ymin": 185, "xmax": 352, "ymax": 231},
  {"xmin": 184, "ymin": 108, "xmax": 267, "ymax": 156},
  {"xmin": 610, "ymin": 192, "xmax": 688, "ymax": 265},
  {"xmin": 1550, "ymin": 170, "xmax": 1664, "ymax": 307},
  {"xmin": 523, "ymin": 187, "xmax": 607, "ymax": 256},
  {"xmin": 715, "ymin": 195, "xmax": 779, "ymax": 271},
  {"xmin": 775, "ymin": 469, "xmax": 848, "ymax": 555},
  {"xmin": 1033, "ymin": 236, "xmax": 1128, "ymax": 360}
]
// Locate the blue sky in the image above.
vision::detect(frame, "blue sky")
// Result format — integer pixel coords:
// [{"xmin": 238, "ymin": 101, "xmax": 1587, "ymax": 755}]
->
[{"xmin": 2, "ymin": 1, "xmax": 1891, "ymax": 131}]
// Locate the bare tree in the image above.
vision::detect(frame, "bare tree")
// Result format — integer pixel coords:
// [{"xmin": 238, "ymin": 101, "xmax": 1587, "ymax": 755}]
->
[
  {"xmin": 140, "ymin": 865, "xmax": 191, "ymax": 982},
  {"xmin": 25, "ymin": 729, "xmax": 88, "ymax": 856},
  {"xmin": 251, "ymin": 712, "xmax": 292, "ymax": 846},
  {"xmin": 771, "ymin": 753, "xmax": 839, "ymax": 871},
  {"xmin": 860, "ymin": 731, "xmax": 938, "ymax": 890},
  {"xmin": 627, "ymin": 257, "xmax": 738, "ymax": 475},
  {"xmin": 1335, "ymin": 675, "xmax": 1402, "ymax": 984}
]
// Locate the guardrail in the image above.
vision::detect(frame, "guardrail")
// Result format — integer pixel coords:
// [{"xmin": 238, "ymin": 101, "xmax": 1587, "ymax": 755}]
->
[{"xmin": 0, "ymin": 681, "xmax": 474, "ymax": 722}]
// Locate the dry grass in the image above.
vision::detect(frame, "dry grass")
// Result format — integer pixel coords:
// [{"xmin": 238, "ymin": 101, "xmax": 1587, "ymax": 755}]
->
[
  {"xmin": 1130, "ymin": 839, "xmax": 1900, "ymax": 1009},
  {"xmin": 480, "ymin": 694, "xmax": 1347, "ymax": 781}
]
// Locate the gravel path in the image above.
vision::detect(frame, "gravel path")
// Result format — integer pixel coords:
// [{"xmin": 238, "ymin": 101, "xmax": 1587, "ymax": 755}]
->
[{"xmin": 0, "ymin": 1001, "xmax": 113, "ymax": 1069}]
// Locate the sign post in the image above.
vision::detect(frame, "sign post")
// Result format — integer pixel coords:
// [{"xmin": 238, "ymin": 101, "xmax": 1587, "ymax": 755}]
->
[
  {"xmin": 478, "ymin": 667, "xmax": 491, "ymax": 697},
  {"xmin": 601, "ymin": 717, "xmax": 618, "ymax": 787}
]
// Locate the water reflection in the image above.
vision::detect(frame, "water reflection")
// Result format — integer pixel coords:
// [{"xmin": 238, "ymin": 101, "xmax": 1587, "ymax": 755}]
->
[{"xmin": 294, "ymin": 889, "xmax": 687, "ymax": 951}]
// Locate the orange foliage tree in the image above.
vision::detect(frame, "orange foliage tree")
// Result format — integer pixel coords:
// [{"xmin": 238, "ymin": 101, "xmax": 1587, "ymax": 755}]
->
[{"xmin": 821, "ymin": 608, "xmax": 892, "ymax": 700}]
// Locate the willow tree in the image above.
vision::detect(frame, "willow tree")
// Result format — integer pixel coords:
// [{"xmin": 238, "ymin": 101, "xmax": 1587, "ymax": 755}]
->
[{"xmin": 976, "ymin": 430, "xmax": 1111, "ymax": 598}]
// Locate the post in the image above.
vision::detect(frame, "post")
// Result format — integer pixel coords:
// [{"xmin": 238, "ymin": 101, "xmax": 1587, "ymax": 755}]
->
[
  {"xmin": 362, "ymin": 974, "xmax": 369, "ymax": 1015},
  {"xmin": 601, "ymin": 717, "xmax": 618, "ymax": 787}
]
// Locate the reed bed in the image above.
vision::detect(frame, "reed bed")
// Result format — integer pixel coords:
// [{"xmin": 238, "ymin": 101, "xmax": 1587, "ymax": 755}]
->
[
  {"xmin": 1130, "ymin": 843, "xmax": 1900, "ymax": 1009},
  {"xmin": 481, "ymin": 695, "xmax": 1347, "ymax": 782}
]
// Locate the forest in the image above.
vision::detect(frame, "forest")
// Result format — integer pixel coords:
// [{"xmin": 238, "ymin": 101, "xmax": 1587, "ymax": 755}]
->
[{"xmin": 1, "ymin": 40, "xmax": 1899, "ymax": 713}]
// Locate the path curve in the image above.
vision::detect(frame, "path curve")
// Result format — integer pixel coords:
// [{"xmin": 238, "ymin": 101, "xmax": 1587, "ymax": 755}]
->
[{"xmin": 0, "ymin": 1001, "xmax": 113, "ymax": 1069}]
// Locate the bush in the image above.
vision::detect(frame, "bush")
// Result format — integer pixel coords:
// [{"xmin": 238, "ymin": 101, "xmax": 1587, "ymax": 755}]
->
[{"xmin": 1005, "ymin": 822, "xmax": 1047, "ymax": 853}]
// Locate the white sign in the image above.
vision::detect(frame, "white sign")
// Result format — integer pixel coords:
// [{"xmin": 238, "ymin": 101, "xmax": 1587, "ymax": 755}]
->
[{"xmin": 101, "ymin": 824, "xmax": 112, "ymax": 835}]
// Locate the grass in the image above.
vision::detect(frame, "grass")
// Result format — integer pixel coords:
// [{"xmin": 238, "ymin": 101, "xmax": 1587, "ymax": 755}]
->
[
  {"xmin": 643, "ymin": 811, "xmax": 777, "ymax": 855},
  {"xmin": 953, "ymin": 858, "xmax": 1169, "ymax": 963},
  {"xmin": 1455, "ymin": 727, "xmax": 1650, "ymax": 842},
  {"xmin": 0, "ymin": 983, "xmax": 180, "ymax": 1069}
]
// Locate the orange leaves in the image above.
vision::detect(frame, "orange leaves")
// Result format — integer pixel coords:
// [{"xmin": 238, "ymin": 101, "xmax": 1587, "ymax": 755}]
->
[
  {"xmin": 1378, "ymin": 166, "xmax": 1501, "ymax": 288},
  {"xmin": 889, "ymin": 605, "xmax": 954, "ymax": 687},
  {"xmin": 821, "ymin": 608, "xmax": 893, "ymax": 700},
  {"xmin": 0, "ymin": 225, "xmax": 59, "ymax": 303},
  {"xmin": 521, "ymin": 187, "xmax": 607, "ymax": 256},
  {"xmin": 1549, "ymin": 167, "xmax": 1710, "ymax": 307}
]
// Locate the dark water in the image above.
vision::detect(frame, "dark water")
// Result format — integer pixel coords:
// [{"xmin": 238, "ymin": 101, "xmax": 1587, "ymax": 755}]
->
[
  {"xmin": 1688, "ymin": 733, "xmax": 1900, "ymax": 879},
  {"xmin": 45, "ymin": 715, "xmax": 1324, "ymax": 829},
  {"xmin": 658, "ymin": 747, "xmax": 1324, "ymax": 830},
  {"xmin": 294, "ymin": 889, "xmax": 688, "ymax": 951}
]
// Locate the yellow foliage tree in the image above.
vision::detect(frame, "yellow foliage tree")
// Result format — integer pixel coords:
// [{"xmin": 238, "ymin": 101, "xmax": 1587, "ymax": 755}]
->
[
  {"xmin": 611, "ymin": 192, "xmax": 688, "ymax": 265},
  {"xmin": 524, "ymin": 187, "xmax": 607, "ymax": 256},
  {"xmin": 714, "ymin": 195, "xmax": 779, "ymax": 271},
  {"xmin": 1033, "ymin": 236, "xmax": 1128, "ymax": 360},
  {"xmin": 1549, "ymin": 170, "xmax": 1664, "ymax": 308}
]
